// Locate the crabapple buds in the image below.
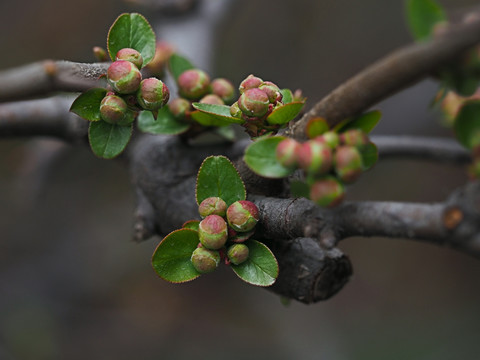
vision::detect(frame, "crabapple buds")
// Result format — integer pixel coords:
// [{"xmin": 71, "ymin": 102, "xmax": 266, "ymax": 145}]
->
[
  {"xmin": 198, "ymin": 215, "xmax": 228, "ymax": 250},
  {"xmin": 168, "ymin": 98, "xmax": 191, "ymax": 119},
  {"xmin": 198, "ymin": 197, "xmax": 228, "ymax": 218},
  {"xmin": 340, "ymin": 129, "xmax": 369, "ymax": 147},
  {"xmin": 315, "ymin": 131, "xmax": 339, "ymax": 149},
  {"xmin": 107, "ymin": 60, "xmax": 142, "ymax": 94},
  {"xmin": 297, "ymin": 140, "xmax": 332, "ymax": 175},
  {"xmin": 191, "ymin": 247, "xmax": 220, "ymax": 273},
  {"xmin": 211, "ymin": 78, "xmax": 236, "ymax": 104},
  {"xmin": 259, "ymin": 81, "xmax": 282, "ymax": 104},
  {"xmin": 276, "ymin": 138, "xmax": 300, "ymax": 168},
  {"xmin": 199, "ymin": 94, "xmax": 224, "ymax": 105},
  {"xmin": 226, "ymin": 200, "xmax": 259, "ymax": 232},
  {"xmin": 310, "ymin": 177, "xmax": 345, "ymax": 207},
  {"xmin": 99, "ymin": 94, "xmax": 134, "ymax": 126},
  {"xmin": 239, "ymin": 74, "xmax": 263, "ymax": 94},
  {"xmin": 136, "ymin": 78, "xmax": 170, "ymax": 111},
  {"xmin": 238, "ymin": 88, "xmax": 270, "ymax": 117},
  {"xmin": 227, "ymin": 244, "xmax": 249, "ymax": 265},
  {"xmin": 116, "ymin": 48, "xmax": 143, "ymax": 69},
  {"xmin": 334, "ymin": 146, "xmax": 363, "ymax": 183},
  {"xmin": 178, "ymin": 69, "xmax": 210, "ymax": 100}
]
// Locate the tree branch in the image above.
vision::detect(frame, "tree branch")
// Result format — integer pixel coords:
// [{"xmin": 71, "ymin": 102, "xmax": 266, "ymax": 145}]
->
[
  {"xmin": 0, "ymin": 61, "xmax": 109, "ymax": 103},
  {"xmin": 288, "ymin": 12, "xmax": 480, "ymax": 140}
]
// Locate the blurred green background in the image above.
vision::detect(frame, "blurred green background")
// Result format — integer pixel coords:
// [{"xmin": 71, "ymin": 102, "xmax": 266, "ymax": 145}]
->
[{"xmin": 0, "ymin": 0, "xmax": 479, "ymax": 359}]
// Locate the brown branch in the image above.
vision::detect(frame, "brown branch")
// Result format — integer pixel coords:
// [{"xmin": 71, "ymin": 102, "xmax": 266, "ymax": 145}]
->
[
  {"xmin": 288, "ymin": 12, "xmax": 480, "ymax": 140},
  {"xmin": 0, "ymin": 61, "xmax": 109, "ymax": 103}
]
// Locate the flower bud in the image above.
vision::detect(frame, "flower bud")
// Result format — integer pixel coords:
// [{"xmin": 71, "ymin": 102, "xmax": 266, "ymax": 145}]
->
[
  {"xmin": 315, "ymin": 131, "xmax": 339, "ymax": 149},
  {"xmin": 339, "ymin": 129, "xmax": 369, "ymax": 147},
  {"xmin": 107, "ymin": 60, "xmax": 142, "ymax": 94},
  {"xmin": 136, "ymin": 78, "xmax": 170, "ymax": 111},
  {"xmin": 230, "ymin": 102, "xmax": 242, "ymax": 118},
  {"xmin": 297, "ymin": 140, "xmax": 332, "ymax": 175},
  {"xmin": 116, "ymin": 48, "xmax": 143, "ymax": 69},
  {"xmin": 168, "ymin": 98, "xmax": 191, "ymax": 119},
  {"xmin": 226, "ymin": 200, "xmax": 259, "ymax": 232},
  {"xmin": 238, "ymin": 88, "xmax": 270, "ymax": 117},
  {"xmin": 199, "ymin": 94, "xmax": 224, "ymax": 105},
  {"xmin": 191, "ymin": 247, "xmax": 220, "ymax": 274},
  {"xmin": 93, "ymin": 46, "xmax": 108, "ymax": 62},
  {"xmin": 211, "ymin": 78, "xmax": 236, "ymax": 104},
  {"xmin": 276, "ymin": 138, "xmax": 300, "ymax": 168},
  {"xmin": 198, "ymin": 197, "xmax": 227, "ymax": 218},
  {"xmin": 198, "ymin": 215, "xmax": 228, "ymax": 250},
  {"xmin": 178, "ymin": 69, "xmax": 210, "ymax": 100},
  {"xmin": 259, "ymin": 81, "xmax": 282, "ymax": 104},
  {"xmin": 239, "ymin": 74, "xmax": 263, "ymax": 94},
  {"xmin": 334, "ymin": 146, "xmax": 363, "ymax": 183},
  {"xmin": 310, "ymin": 177, "xmax": 345, "ymax": 207},
  {"xmin": 100, "ymin": 94, "xmax": 134, "ymax": 126},
  {"xmin": 146, "ymin": 41, "xmax": 175, "ymax": 76},
  {"xmin": 227, "ymin": 243, "xmax": 249, "ymax": 265}
]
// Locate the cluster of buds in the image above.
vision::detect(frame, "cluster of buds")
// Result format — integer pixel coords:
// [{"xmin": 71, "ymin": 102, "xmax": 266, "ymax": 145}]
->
[
  {"xmin": 100, "ymin": 48, "xmax": 170, "ymax": 125},
  {"xmin": 190, "ymin": 197, "xmax": 259, "ymax": 273},
  {"xmin": 229, "ymin": 74, "xmax": 286, "ymax": 137},
  {"xmin": 276, "ymin": 129, "xmax": 372, "ymax": 207}
]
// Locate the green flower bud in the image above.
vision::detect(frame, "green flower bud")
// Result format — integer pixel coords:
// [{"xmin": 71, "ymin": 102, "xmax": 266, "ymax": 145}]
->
[
  {"xmin": 259, "ymin": 81, "xmax": 282, "ymax": 103},
  {"xmin": 100, "ymin": 94, "xmax": 134, "ymax": 126},
  {"xmin": 191, "ymin": 247, "xmax": 220, "ymax": 274},
  {"xmin": 340, "ymin": 129, "xmax": 369, "ymax": 147},
  {"xmin": 211, "ymin": 78, "xmax": 236, "ymax": 104},
  {"xmin": 297, "ymin": 140, "xmax": 332, "ymax": 175},
  {"xmin": 198, "ymin": 197, "xmax": 227, "ymax": 218},
  {"xmin": 199, "ymin": 94, "xmax": 224, "ymax": 105},
  {"xmin": 226, "ymin": 200, "xmax": 259, "ymax": 232},
  {"xmin": 116, "ymin": 48, "xmax": 143, "ymax": 69},
  {"xmin": 238, "ymin": 88, "xmax": 270, "ymax": 117},
  {"xmin": 136, "ymin": 78, "xmax": 170, "ymax": 111},
  {"xmin": 276, "ymin": 138, "xmax": 300, "ymax": 168},
  {"xmin": 334, "ymin": 146, "xmax": 363, "ymax": 183},
  {"xmin": 198, "ymin": 215, "xmax": 228, "ymax": 250},
  {"xmin": 178, "ymin": 69, "xmax": 210, "ymax": 100},
  {"xmin": 107, "ymin": 60, "xmax": 142, "ymax": 94},
  {"xmin": 239, "ymin": 74, "xmax": 263, "ymax": 94},
  {"xmin": 227, "ymin": 243, "xmax": 249, "ymax": 265},
  {"xmin": 310, "ymin": 176, "xmax": 345, "ymax": 207},
  {"xmin": 230, "ymin": 102, "xmax": 242, "ymax": 118},
  {"xmin": 314, "ymin": 131, "xmax": 339, "ymax": 149},
  {"xmin": 168, "ymin": 98, "xmax": 191, "ymax": 119}
]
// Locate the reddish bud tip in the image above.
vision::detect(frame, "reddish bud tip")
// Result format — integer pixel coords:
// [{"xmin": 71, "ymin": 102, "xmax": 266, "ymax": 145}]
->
[
  {"xmin": 116, "ymin": 48, "xmax": 143, "ymax": 69},
  {"xmin": 238, "ymin": 88, "xmax": 270, "ymax": 117},
  {"xmin": 198, "ymin": 197, "xmax": 228, "ymax": 218},
  {"xmin": 334, "ymin": 146, "xmax": 363, "ymax": 183},
  {"xmin": 198, "ymin": 215, "xmax": 228, "ymax": 250},
  {"xmin": 297, "ymin": 140, "xmax": 333, "ymax": 175},
  {"xmin": 239, "ymin": 74, "xmax": 263, "ymax": 94},
  {"xmin": 136, "ymin": 78, "xmax": 170, "ymax": 111},
  {"xmin": 276, "ymin": 138, "xmax": 300, "ymax": 168},
  {"xmin": 226, "ymin": 200, "xmax": 259, "ymax": 232},
  {"xmin": 178, "ymin": 69, "xmax": 210, "ymax": 100},
  {"xmin": 107, "ymin": 60, "xmax": 142, "ymax": 94}
]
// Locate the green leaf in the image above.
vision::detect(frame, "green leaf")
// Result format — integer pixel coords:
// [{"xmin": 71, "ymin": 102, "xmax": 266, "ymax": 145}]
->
[
  {"xmin": 337, "ymin": 110, "xmax": 382, "ymax": 134},
  {"xmin": 266, "ymin": 102, "xmax": 305, "ymax": 125},
  {"xmin": 243, "ymin": 136, "xmax": 295, "ymax": 178},
  {"xmin": 454, "ymin": 100, "xmax": 480, "ymax": 149},
  {"xmin": 169, "ymin": 53, "xmax": 196, "ymax": 81},
  {"xmin": 137, "ymin": 109, "xmax": 190, "ymax": 135},
  {"xmin": 88, "ymin": 121, "xmax": 132, "ymax": 159},
  {"xmin": 191, "ymin": 103, "xmax": 245, "ymax": 126},
  {"xmin": 196, "ymin": 156, "xmax": 246, "ymax": 206},
  {"xmin": 441, "ymin": 67, "xmax": 479, "ymax": 97},
  {"xmin": 306, "ymin": 117, "xmax": 329, "ymax": 139},
  {"xmin": 151, "ymin": 229, "xmax": 201, "ymax": 283},
  {"xmin": 280, "ymin": 88, "xmax": 294, "ymax": 104},
  {"xmin": 290, "ymin": 180, "xmax": 310, "ymax": 198},
  {"xmin": 360, "ymin": 142, "xmax": 379, "ymax": 170},
  {"xmin": 406, "ymin": 0, "xmax": 446, "ymax": 41},
  {"xmin": 70, "ymin": 88, "xmax": 107, "ymax": 121},
  {"xmin": 182, "ymin": 220, "xmax": 200, "ymax": 232},
  {"xmin": 231, "ymin": 240, "xmax": 279, "ymax": 287},
  {"xmin": 107, "ymin": 13, "xmax": 156, "ymax": 67}
]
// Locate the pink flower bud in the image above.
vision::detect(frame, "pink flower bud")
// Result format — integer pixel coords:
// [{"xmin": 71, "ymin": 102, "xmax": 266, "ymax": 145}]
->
[
  {"xmin": 339, "ymin": 129, "xmax": 369, "ymax": 147},
  {"xmin": 136, "ymin": 78, "xmax": 170, "ymax": 111},
  {"xmin": 297, "ymin": 140, "xmax": 332, "ymax": 175},
  {"xmin": 226, "ymin": 200, "xmax": 259, "ymax": 232},
  {"xmin": 239, "ymin": 74, "xmax": 263, "ymax": 94},
  {"xmin": 178, "ymin": 69, "xmax": 210, "ymax": 100},
  {"xmin": 191, "ymin": 247, "xmax": 220, "ymax": 273},
  {"xmin": 116, "ymin": 48, "xmax": 143, "ymax": 69},
  {"xmin": 198, "ymin": 197, "xmax": 227, "ymax": 218},
  {"xmin": 310, "ymin": 177, "xmax": 345, "ymax": 207},
  {"xmin": 276, "ymin": 138, "xmax": 300, "ymax": 168},
  {"xmin": 238, "ymin": 88, "xmax": 270, "ymax": 117},
  {"xmin": 198, "ymin": 215, "xmax": 228, "ymax": 250},
  {"xmin": 100, "ymin": 95, "xmax": 134, "ymax": 126},
  {"xmin": 334, "ymin": 146, "xmax": 363, "ymax": 183},
  {"xmin": 211, "ymin": 78, "xmax": 236, "ymax": 104},
  {"xmin": 227, "ymin": 243, "xmax": 249, "ymax": 265},
  {"xmin": 107, "ymin": 60, "xmax": 142, "ymax": 94},
  {"xmin": 199, "ymin": 94, "xmax": 224, "ymax": 105},
  {"xmin": 168, "ymin": 98, "xmax": 191, "ymax": 119}
]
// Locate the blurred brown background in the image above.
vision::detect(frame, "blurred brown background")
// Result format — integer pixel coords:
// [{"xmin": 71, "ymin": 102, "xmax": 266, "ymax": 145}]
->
[{"xmin": 0, "ymin": 0, "xmax": 479, "ymax": 359}]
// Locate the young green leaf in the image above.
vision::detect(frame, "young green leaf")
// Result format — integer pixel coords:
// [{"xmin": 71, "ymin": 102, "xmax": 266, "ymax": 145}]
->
[
  {"xmin": 107, "ymin": 13, "xmax": 156, "ymax": 66},
  {"xmin": 168, "ymin": 53, "xmax": 196, "ymax": 81},
  {"xmin": 244, "ymin": 136, "xmax": 295, "ymax": 178},
  {"xmin": 360, "ymin": 142, "xmax": 379, "ymax": 170},
  {"xmin": 88, "ymin": 121, "xmax": 132, "ymax": 159},
  {"xmin": 231, "ymin": 240, "xmax": 279, "ymax": 287},
  {"xmin": 137, "ymin": 109, "xmax": 190, "ymax": 135},
  {"xmin": 70, "ymin": 88, "xmax": 107, "ymax": 122},
  {"xmin": 196, "ymin": 156, "xmax": 246, "ymax": 206},
  {"xmin": 336, "ymin": 110, "xmax": 382, "ymax": 134},
  {"xmin": 182, "ymin": 220, "xmax": 200, "ymax": 232},
  {"xmin": 306, "ymin": 117, "xmax": 329, "ymax": 139},
  {"xmin": 191, "ymin": 103, "xmax": 244, "ymax": 126},
  {"xmin": 266, "ymin": 102, "xmax": 305, "ymax": 125},
  {"xmin": 280, "ymin": 88, "xmax": 294, "ymax": 104},
  {"xmin": 151, "ymin": 229, "xmax": 201, "ymax": 283},
  {"xmin": 406, "ymin": 0, "xmax": 446, "ymax": 41},
  {"xmin": 454, "ymin": 100, "xmax": 480, "ymax": 149}
]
